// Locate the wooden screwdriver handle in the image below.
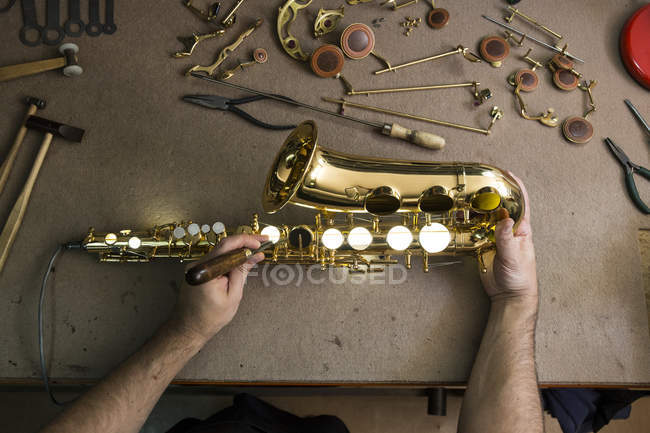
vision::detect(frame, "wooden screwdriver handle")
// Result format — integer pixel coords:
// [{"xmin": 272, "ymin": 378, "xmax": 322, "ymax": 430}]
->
[
  {"xmin": 185, "ymin": 247, "xmax": 252, "ymax": 285},
  {"xmin": 0, "ymin": 57, "xmax": 66, "ymax": 82},
  {"xmin": 0, "ymin": 133, "xmax": 53, "ymax": 273},
  {"xmin": 387, "ymin": 123, "xmax": 446, "ymax": 150},
  {"xmin": 0, "ymin": 103, "xmax": 39, "ymax": 195}
]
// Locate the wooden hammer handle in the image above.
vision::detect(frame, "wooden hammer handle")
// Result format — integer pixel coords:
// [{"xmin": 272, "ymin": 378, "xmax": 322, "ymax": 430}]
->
[
  {"xmin": 185, "ymin": 247, "xmax": 252, "ymax": 286},
  {"xmin": 0, "ymin": 133, "xmax": 53, "ymax": 273},
  {"xmin": 0, "ymin": 103, "xmax": 39, "ymax": 196},
  {"xmin": 0, "ymin": 57, "xmax": 65, "ymax": 82}
]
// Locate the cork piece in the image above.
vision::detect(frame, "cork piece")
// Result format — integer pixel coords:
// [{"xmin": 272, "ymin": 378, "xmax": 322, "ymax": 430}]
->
[{"xmin": 310, "ymin": 44, "xmax": 345, "ymax": 78}]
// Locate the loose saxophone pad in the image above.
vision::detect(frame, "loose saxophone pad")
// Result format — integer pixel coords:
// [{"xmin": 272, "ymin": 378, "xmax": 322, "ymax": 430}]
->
[
  {"xmin": 340, "ymin": 23, "xmax": 375, "ymax": 59},
  {"xmin": 514, "ymin": 69, "xmax": 539, "ymax": 92},
  {"xmin": 427, "ymin": 8, "xmax": 449, "ymax": 29},
  {"xmin": 310, "ymin": 45, "xmax": 345, "ymax": 78},
  {"xmin": 563, "ymin": 116, "xmax": 593, "ymax": 144},
  {"xmin": 480, "ymin": 36, "xmax": 510, "ymax": 67}
]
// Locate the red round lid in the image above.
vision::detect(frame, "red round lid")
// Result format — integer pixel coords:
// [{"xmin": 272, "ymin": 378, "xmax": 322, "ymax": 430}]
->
[{"xmin": 620, "ymin": 4, "xmax": 650, "ymax": 90}]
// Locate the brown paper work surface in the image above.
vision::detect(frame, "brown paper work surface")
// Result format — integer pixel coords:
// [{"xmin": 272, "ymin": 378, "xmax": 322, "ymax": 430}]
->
[{"xmin": 0, "ymin": 1, "xmax": 648, "ymax": 386}]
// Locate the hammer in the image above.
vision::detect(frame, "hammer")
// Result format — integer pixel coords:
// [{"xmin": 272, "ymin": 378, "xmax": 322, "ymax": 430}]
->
[
  {"xmin": 0, "ymin": 116, "xmax": 84, "ymax": 273},
  {"xmin": 0, "ymin": 97, "xmax": 47, "ymax": 196},
  {"xmin": 0, "ymin": 43, "xmax": 83, "ymax": 82}
]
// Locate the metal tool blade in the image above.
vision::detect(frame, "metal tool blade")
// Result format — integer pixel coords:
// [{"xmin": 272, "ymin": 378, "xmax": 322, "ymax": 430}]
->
[
  {"xmin": 183, "ymin": 94, "xmax": 230, "ymax": 110},
  {"xmin": 25, "ymin": 116, "xmax": 85, "ymax": 142},
  {"xmin": 253, "ymin": 241, "xmax": 274, "ymax": 254},
  {"xmin": 605, "ymin": 138, "xmax": 630, "ymax": 167},
  {"xmin": 624, "ymin": 99, "xmax": 650, "ymax": 137}
]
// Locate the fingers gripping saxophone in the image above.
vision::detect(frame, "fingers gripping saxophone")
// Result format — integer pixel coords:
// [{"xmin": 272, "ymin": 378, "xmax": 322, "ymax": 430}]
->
[{"xmin": 82, "ymin": 121, "xmax": 524, "ymax": 273}]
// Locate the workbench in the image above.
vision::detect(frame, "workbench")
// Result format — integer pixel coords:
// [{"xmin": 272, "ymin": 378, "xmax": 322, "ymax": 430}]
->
[{"xmin": 0, "ymin": 0, "xmax": 648, "ymax": 388}]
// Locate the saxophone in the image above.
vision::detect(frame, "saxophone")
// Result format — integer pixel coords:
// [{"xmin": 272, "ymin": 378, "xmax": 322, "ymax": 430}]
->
[{"xmin": 82, "ymin": 121, "xmax": 524, "ymax": 272}]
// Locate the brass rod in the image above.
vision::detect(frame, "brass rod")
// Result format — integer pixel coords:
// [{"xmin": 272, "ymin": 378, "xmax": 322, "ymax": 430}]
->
[
  {"xmin": 374, "ymin": 48, "xmax": 462, "ymax": 75},
  {"xmin": 394, "ymin": 0, "xmax": 418, "ymax": 9},
  {"xmin": 323, "ymin": 97, "xmax": 490, "ymax": 135},
  {"xmin": 506, "ymin": 6, "xmax": 562, "ymax": 40},
  {"xmin": 347, "ymin": 82, "xmax": 479, "ymax": 96},
  {"xmin": 221, "ymin": 0, "xmax": 245, "ymax": 26},
  {"xmin": 382, "ymin": 0, "xmax": 418, "ymax": 10}
]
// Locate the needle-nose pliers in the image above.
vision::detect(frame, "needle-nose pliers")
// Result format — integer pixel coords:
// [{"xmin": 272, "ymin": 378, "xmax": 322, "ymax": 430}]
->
[
  {"xmin": 183, "ymin": 94, "xmax": 297, "ymax": 130},
  {"xmin": 604, "ymin": 137, "xmax": 650, "ymax": 214}
]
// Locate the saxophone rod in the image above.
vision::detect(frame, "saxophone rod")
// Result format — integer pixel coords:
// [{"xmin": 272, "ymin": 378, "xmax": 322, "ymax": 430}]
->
[
  {"xmin": 374, "ymin": 48, "xmax": 461, "ymax": 75},
  {"xmin": 346, "ymin": 82, "xmax": 479, "ymax": 96},
  {"xmin": 481, "ymin": 15, "xmax": 584, "ymax": 63},
  {"xmin": 506, "ymin": 6, "xmax": 563, "ymax": 40},
  {"xmin": 323, "ymin": 97, "xmax": 492, "ymax": 135},
  {"xmin": 190, "ymin": 73, "xmax": 446, "ymax": 149}
]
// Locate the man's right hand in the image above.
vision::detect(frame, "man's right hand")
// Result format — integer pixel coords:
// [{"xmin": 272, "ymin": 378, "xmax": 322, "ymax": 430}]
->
[
  {"xmin": 479, "ymin": 172, "xmax": 538, "ymax": 305},
  {"xmin": 171, "ymin": 234, "xmax": 267, "ymax": 343}
]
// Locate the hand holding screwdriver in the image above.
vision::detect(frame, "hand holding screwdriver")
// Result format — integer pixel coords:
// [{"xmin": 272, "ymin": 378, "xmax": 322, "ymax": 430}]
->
[{"xmin": 185, "ymin": 240, "xmax": 272, "ymax": 286}]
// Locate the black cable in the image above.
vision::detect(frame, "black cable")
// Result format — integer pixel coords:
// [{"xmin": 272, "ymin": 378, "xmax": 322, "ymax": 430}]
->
[{"xmin": 39, "ymin": 242, "xmax": 81, "ymax": 406}]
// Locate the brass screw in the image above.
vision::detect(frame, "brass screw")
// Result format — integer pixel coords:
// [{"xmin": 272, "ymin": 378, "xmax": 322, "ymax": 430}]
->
[{"xmin": 400, "ymin": 16, "xmax": 420, "ymax": 35}]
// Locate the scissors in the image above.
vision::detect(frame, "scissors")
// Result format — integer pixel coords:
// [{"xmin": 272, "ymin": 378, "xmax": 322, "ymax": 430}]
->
[
  {"xmin": 604, "ymin": 137, "xmax": 650, "ymax": 214},
  {"xmin": 183, "ymin": 94, "xmax": 297, "ymax": 130}
]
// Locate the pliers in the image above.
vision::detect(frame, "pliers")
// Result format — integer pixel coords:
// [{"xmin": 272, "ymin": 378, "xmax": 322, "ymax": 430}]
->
[
  {"xmin": 183, "ymin": 94, "xmax": 297, "ymax": 130},
  {"xmin": 604, "ymin": 137, "xmax": 650, "ymax": 214}
]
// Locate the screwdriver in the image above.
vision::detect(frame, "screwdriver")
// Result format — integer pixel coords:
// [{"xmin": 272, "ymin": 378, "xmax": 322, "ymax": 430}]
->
[
  {"xmin": 185, "ymin": 241, "xmax": 274, "ymax": 286},
  {"xmin": 190, "ymin": 72, "xmax": 446, "ymax": 150},
  {"xmin": 624, "ymin": 99, "xmax": 650, "ymax": 137}
]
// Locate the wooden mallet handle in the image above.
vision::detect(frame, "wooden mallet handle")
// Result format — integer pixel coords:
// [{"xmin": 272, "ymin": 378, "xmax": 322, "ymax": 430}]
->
[
  {"xmin": 0, "ymin": 57, "xmax": 65, "ymax": 82},
  {"xmin": 0, "ymin": 97, "xmax": 46, "ymax": 196},
  {"xmin": 0, "ymin": 114, "xmax": 84, "ymax": 273},
  {"xmin": 0, "ymin": 133, "xmax": 53, "ymax": 273},
  {"xmin": 0, "ymin": 43, "xmax": 81, "ymax": 82}
]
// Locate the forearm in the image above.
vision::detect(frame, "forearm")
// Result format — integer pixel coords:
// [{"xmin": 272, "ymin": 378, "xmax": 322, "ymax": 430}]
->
[
  {"xmin": 458, "ymin": 296, "xmax": 542, "ymax": 433},
  {"xmin": 40, "ymin": 319, "xmax": 208, "ymax": 433}
]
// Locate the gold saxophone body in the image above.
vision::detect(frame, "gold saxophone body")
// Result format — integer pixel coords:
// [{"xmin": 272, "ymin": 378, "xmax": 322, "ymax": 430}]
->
[{"xmin": 82, "ymin": 121, "xmax": 524, "ymax": 272}]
